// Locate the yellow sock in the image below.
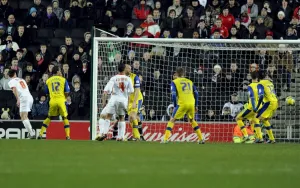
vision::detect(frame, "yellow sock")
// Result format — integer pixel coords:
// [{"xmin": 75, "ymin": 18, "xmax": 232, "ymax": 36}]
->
[
  {"xmin": 40, "ymin": 117, "xmax": 51, "ymax": 136},
  {"xmin": 237, "ymin": 119, "xmax": 248, "ymax": 137},
  {"xmin": 191, "ymin": 120, "xmax": 203, "ymax": 141},
  {"xmin": 132, "ymin": 119, "xmax": 140, "ymax": 139},
  {"xmin": 254, "ymin": 125, "xmax": 263, "ymax": 140},
  {"xmin": 164, "ymin": 121, "xmax": 174, "ymax": 141},
  {"xmin": 263, "ymin": 120, "xmax": 275, "ymax": 141},
  {"xmin": 63, "ymin": 119, "xmax": 70, "ymax": 138}
]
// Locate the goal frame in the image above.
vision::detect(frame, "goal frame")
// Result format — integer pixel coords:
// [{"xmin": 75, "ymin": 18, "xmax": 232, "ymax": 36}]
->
[{"xmin": 91, "ymin": 38, "xmax": 300, "ymax": 140}]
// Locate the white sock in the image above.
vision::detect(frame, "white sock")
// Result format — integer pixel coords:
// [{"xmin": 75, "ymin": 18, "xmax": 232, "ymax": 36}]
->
[
  {"xmin": 23, "ymin": 120, "xmax": 34, "ymax": 136},
  {"xmin": 104, "ymin": 119, "xmax": 110, "ymax": 134},
  {"xmin": 98, "ymin": 118, "xmax": 105, "ymax": 135},
  {"xmin": 117, "ymin": 121, "xmax": 126, "ymax": 140}
]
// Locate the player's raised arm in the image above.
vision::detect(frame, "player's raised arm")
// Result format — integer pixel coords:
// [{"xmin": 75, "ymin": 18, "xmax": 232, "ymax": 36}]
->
[
  {"xmin": 170, "ymin": 81, "xmax": 177, "ymax": 107},
  {"xmin": 248, "ymin": 86, "xmax": 256, "ymax": 110},
  {"xmin": 102, "ymin": 79, "xmax": 114, "ymax": 107},
  {"xmin": 255, "ymin": 84, "xmax": 264, "ymax": 111},
  {"xmin": 132, "ymin": 75, "xmax": 141, "ymax": 107}
]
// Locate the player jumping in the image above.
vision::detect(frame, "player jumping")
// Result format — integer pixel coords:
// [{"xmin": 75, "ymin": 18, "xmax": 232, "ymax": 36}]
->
[
  {"xmin": 98, "ymin": 63, "xmax": 134, "ymax": 141},
  {"xmin": 255, "ymin": 71, "xmax": 278, "ymax": 144},
  {"xmin": 236, "ymin": 71, "xmax": 264, "ymax": 143},
  {"xmin": 124, "ymin": 64, "xmax": 144, "ymax": 141},
  {"xmin": 162, "ymin": 67, "xmax": 204, "ymax": 144},
  {"xmin": 8, "ymin": 69, "xmax": 35, "ymax": 139},
  {"xmin": 38, "ymin": 66, "xmax": 71, "ymax": 140}
]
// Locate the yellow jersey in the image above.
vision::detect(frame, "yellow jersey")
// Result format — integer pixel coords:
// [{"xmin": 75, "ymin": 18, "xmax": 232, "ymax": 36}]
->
[
  {"xmin": 45, "ymin": 75, "xmax": 70, "ymax": 101},
  {"xmin": 259, "ymin": 79, "xmax": 278, "ymax": 103},
  {"xmin": 171, "ymin": 77, "xmax": 197, "ymax": 106},
  {"xmin": 128, "ymin": 73, "xmax": 143, "ymax": 103},
  {"xmin": 247, "ymin": 82, "xmax": 263, "ymax": 110}
]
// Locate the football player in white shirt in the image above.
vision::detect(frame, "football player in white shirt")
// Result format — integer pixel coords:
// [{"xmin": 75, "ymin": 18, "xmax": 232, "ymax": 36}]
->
[
  {"xmin": 8, "ymin": 69, "xmax": 35, "ymax": 139},
  {"xmin": 97, "ymin": 63, "xmax": 134, "ymax": 141}
]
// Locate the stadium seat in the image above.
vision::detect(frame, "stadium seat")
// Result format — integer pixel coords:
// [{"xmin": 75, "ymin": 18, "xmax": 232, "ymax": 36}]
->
[
  {"xmin": 19, "ymin": 0, "xmax": 32, "ymax": 10},
  {"xmin": 41, "ymin": 0, "xmax": 52, "ymax": 7},
  {"xmin": 73, "ymin": 38, "xmax": 81, "ymax": 47},
  {"xmin": 54, "ymin": 29, "xmax": 71, "ymax": 38},
  {"xmin": 26, "ymin": 44, "xmax": 40, "ymax": 54},
  {"xmin": 70, "ymin": 28, "xmax": 85, "ymax": 38},
  {"xmin": 38, "ymin": 28, "xmax": 54, "ymax": 38},
  {"xmin": 50, "ymin": 38, "xmax": 65, "ymax": 48},
  {"xmin": 9, "ymin": 0, "xmax": 19, "ymax": 9},
  {"xmin": 131, "ymin": 19, "xmax": 143, "ymax": 28},
  {"xmin": 113, "ymin": 19, "xmax": 130, "ymax": 29}
]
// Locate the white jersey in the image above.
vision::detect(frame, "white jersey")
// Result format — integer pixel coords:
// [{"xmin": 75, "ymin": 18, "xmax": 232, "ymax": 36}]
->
[
  {"xmin": 8, "ymin": 77, "xmax": 31, "ymax": 98},
  {"xmin": 104, "ymin": 74, "xmax": 134, "ymax": 100}
]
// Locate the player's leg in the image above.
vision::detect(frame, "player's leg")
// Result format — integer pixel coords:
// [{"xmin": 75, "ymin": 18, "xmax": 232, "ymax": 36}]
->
[
  {"xmin": 38, "ymin": 102, "xmax": 57, "ymax": 139},
  {"xmin": 98, "ymin": 113, "xmax": 107, "ymax": 137},
  {"xmin": 252, "ymin": 118, "xmax": 263, "ymax": 143},
  {"xmin": 137, "ymin": 101, "xmax": 145, "ymax": 141},
  {"xmin": 20, "ymin": 97, "xmax": 35, "ymax": 138},
  {"xmin": 128, "ymin": 103, "xmax": 140, "ymax": 140},
  {"xmin": 115, "ymin": 101, "xmax": 127, "ymax": 141},
  {"xmin": 257, "ymin": 102, "xmax": 276, "ymax": 143},
  {"xmin": 187, "ymin": 106, "xmax": 204, "ymax": 144},
  {"xmin": 112, "ymin": 119, "xmax": 119, "ymax": 140},
  {"xmin": 236, "ymin": 109, "xmax": 252, "ymax": 141},
  {"xmin": 59, "ymin": 103, "xmax": 71, "ymax": 140}
]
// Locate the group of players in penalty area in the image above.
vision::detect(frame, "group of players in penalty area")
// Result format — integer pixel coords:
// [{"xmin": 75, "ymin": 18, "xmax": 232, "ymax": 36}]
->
[{"xmin": 97, "ymin": 63, "xmax": 205, "ymax": 144}]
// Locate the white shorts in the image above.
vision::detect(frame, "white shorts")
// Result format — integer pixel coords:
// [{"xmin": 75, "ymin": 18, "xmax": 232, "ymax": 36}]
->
[
  {"xmin": 19, "ymin": 95, "xmax": 33, "ymax": 113},
  {"xmin": 100, "ymin": 106, "xmax": 114, "ymax": 115},
  {"xmin": 105, "ymin": 97, "xmax": 127, "ymax": 116}
]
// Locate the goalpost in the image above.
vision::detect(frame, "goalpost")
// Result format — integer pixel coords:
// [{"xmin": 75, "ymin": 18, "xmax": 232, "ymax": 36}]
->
[{"xmin": 92, "ymin": 31, "xmax": 300, "ymax": 143}]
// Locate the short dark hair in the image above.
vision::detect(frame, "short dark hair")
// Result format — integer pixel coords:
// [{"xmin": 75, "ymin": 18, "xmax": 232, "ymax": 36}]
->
[
  {"xmin": 52, "ymin": 66, "xmax": 61, "ymax": 75},
  {"xmin": 258, "ymin": 70, "xmax": 267, "ymax": 80},
  {"xmin": 118, "ymin": 63, "xmax": 126, "ymax": 72},
  {"xmin": 176, "ymin": 67, "xmax": 185, "ymax": 77},
  {"xmin": 8, "ymin": 69, "xmax": 17, "ymax": 78},
  {"xmin": 250, "ymin": 71, "xmax": 259, "ymax": 80},
  {"xmin": 26, "ymin": 63, "xmax": 33, "ymax": 67}
]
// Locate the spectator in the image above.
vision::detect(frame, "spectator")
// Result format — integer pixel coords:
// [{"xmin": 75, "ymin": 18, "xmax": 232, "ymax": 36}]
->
[
  {"xmin": 242, "ymin": 24, "xmax": 259, "ymax": 39},
  {"xmin": 53, "ymin": 53, "xmax": 63, "ymax": 67},
  {"xmin": 82, "ymin": 32, "xmax": 91, "ymax": 52},
  {"xmin": 225, "ymin": 0, "xmax": 240, "ymax": 18},
  {"xmin": 0, "ymin": 35, "xmax": 19, "ymax": 51},
  {"xmin": 200, "ymin": 7, "xmax": 213, "ymax": 28},
  {"xmin": 52, "ymin": 0, "xmax": 64, "ymax": 22},
  {"xmin": 255, "ymin": 16, "xmax": 268, "ymax": 39},
  {"xmin": 24, "ymin": 63, "xmax": 37, "ymax": 87},
  {"xmin": 65, "ymin": 36, "xmax": 75, "ymax": 60},
  {"xmin": 278, "ymin": 0, "xmax": 292, "ymax": 21},
  {"xmin": 240, "ymin": 11, "xmax": 251, "ymax": 28},
  {"xmin": 161, "ymin": 28, "xmax": 171, "ymax": 38},
  {"xmin": 32, "ymin": 93, "xmax": 49, "ymax": 120},
  {"xmin": 263, "ymin": 1, "xmax": 272, "ymax": 15},
  {"xmin": 66, "ymin": 96, "xmax": 76, "ymax": 119},
  {"xmin": 42, "ymin": 6, "xmax": 59, "ymax": 28},
  {"xmin": 203, "ymin": 109, "xmax": 218, "ymax": 121},
  {"xmin": 261, "ymin": 7, "xmax": 273, "ymax": 29},
  {"xmin": 70, "ymin": 0, "xmax": 82, "ymax": 19},
  {"xmin": 152, "ymin": 9, "xmax": 163, "ymax": 25},
  {"xmin": 70, "ymin": 80, "xmax": 86, "ymax": 118},
  {"xmin": 16, "ymin": 49, "xmax": 27, "ymax": 69},
  {"xmin": 38, "ymin": 44, "xmax": 52, "ymax": 74},
  {"xmin": 70, "ymin": 51, "xmax": 82, "ymax": 75},
  {"xmin": 0, "ymin": 0, "xmax": 14, "ymax": 20},
  {"xmin": 147, "ymin": 109, "xmax": 159, "ymax": 120},
  {"xmin": 140, "ymin": 14, "xmax": 161, "ymax": 38},
  {"xmin": 154, "ymin": 1, "xmax": 165, "ymax": 19},
  {"xmin": 132, "ymin": 0, "xmax": 151, "ymax": 20},
  {"xmin": 61, "ymin": 10, "xmax": 73, "ymax": 29},
  {"xmin": 1, "ymin": 40, "xmax": 15, "ymax": 62},
  {"xmin": 62, "ymin": 62, "xmax": 72, "ymax": 82},
  {"xmin": 59, "ymin": 44, "xmax": 68, "ymax": 64},
  {"xmin": 191, "ymin": 0, "xmax": 205, "ymax": 18},
  {"xmin": 211, "ymin": 18, "xmax": 229, "ymax": 39},
  {"xmin": 32, "ymin": 0, "xmax": 46, "ymax": 16},
  {"xmin": 192, "ymin": 30, "xmax": 200, "ymax": 38},
  {"xmin": 0, "ymin": 23, "xmax": 5, "ymax": 39},
  {"xmin": 266, "ymin": 30, "xmax": 274, "ymax": 39},
  {"xmin": 255, "ymin": 49, "xmax": 273, "ymax": 70},
  {"xmin": 273, "ymin": 11, "xmax": 289, "ymax": 39},
  {"xmin": 241, "ymin": 0, "xmax": 258, "ymax": 20},
  {"xmin": 289, "ymin": 17, "xmax": 300, "ymax": 38},
  {"xmin": 13, "ymin": 25, "xmax": 28, "ymax": 48},
  {"xmin": 167, "ymin": 0, "xmax": 183, "ymax": 18},
  {"xmin": 234, "ymin": 19, "xmax": 246, "ymax": 36},
  {"xmin": 45, "ymin": 62, "xmax": 55, "ymax": 77},
  {"xmin": 36, "ymin": 72, "xmax": 48, "ymax": 92},
  {"xmin": 161, "ymin": 104, "xmax": 174, "ymax": 121},
  {"xmin": 209, "ymin": 0, "xmax": 221, "ymax": 19},
  {"xmin": 11, "ymin": 57, "xmax": 22, "ymax": 78},
  {"xmin": 222, "ymin": 93, "xmax": 243, "ymax": 119},
  {"xmin": 183, "ymin": 6, "xmax": 200, "ymax": 30},
  {"xmin": 78, "ymin": 44, "xmax": 87, "ymax": 62},
  {"xmin": 98, "ymin": 10, "xmax": 113, "ymax": 29},
  {"xmin": 237, "ymin": 80, "xmax": 249, "ymax": 103},
  {"xmin": 285, "ymin": 26, "xmax": 298, "ymax": 39},
  {"xmin": 24, "ymin": 73, "xmax": 33, "ymax": 92},
  {"xmin": 220, "ymin": 9, "xmax": 235, "ymax": 32},
  {"xmin": 197, "ymin": 19, "xmax": 210, "ymax": 38},
  {"xmin": 25, "ymin": 7, "xmax": 41, "ymax": 31},
  {"xmin": 124, "ymin": 23, "xmax": 134, "ymax": 37},
  {"xmin": 226, "ymin": 62, "xmax": 243, "ymax": 92},
  {"xmin": 5, "ymin": 14, "xmax": 17, "ymax": 36},
  {"xmin": 0, "ymin": 67, "xmax": 10, "ymax": 90},
  {"xmin": 160, "ymin": 9, "xmax": 183, "ymax": 37},
  {"xmin": 229, "ymin": 26, "xmax": 240, "ymax": 39}
]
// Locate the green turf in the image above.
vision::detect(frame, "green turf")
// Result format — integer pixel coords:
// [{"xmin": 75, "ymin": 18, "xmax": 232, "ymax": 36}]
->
[{"xmin": 0, "ymin": 140, "xmax": 300, "ymax": 188}]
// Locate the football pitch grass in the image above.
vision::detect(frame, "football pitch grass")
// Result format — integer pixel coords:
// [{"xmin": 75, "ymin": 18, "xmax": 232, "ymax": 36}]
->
[{"xmin": 0, "ymin": 140, "xmax": 299, "ymax": 188}]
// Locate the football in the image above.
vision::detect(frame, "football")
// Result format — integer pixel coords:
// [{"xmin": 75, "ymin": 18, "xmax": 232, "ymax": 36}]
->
[{"xmin": 286, "ymin": 96, "xmax": 296, "ymax": 106}]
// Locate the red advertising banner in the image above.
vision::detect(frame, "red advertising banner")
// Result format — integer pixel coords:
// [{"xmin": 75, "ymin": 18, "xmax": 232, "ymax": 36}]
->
[{"xmin": 46, "ymin": 121, "xmax": 236, "ymax": 142}]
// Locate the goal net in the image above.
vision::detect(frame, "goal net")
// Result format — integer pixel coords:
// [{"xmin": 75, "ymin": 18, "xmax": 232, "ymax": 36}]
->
[{"xmin": 92, "ymin": 29, "xmax": 300, "ymax": 143}]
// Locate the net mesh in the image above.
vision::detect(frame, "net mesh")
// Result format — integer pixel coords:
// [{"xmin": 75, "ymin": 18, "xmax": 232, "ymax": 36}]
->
[{"xmin": 94, "ymin": 29, "xmax": 300, "ymax": 142}]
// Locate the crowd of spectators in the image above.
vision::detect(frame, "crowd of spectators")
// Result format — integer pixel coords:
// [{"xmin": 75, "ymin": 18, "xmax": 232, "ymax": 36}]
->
[{"xmin": 0, "ymin": 0, "xmax": 298, "ymax": 121}]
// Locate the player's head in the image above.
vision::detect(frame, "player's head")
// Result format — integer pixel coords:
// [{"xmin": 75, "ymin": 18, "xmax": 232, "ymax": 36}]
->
[
  {"xmin": 124, "ymin": 63, "xmax": 132, "ymax": 76},
  {"xmin": 250, "ymin": 71, "xmax": 259, "ymax": 81},
  {"xmin": 52, "ymin": 66, "xmax": 62, "ymax": 76},
  {"xmin": 118, "ymin": 63, "xmax": 126, "ymax": 73},
  {"xmin": 176, "ymin": 67, "xmax": 185, "ymax": 77},
  {"xmin": 258, "ymin": 70, "xmax": 267, "ymax": 80},
  {"xmin": 8, "ymin": 69, "xmax": 17, "ymax": 78},
  {"xmin": 173, "ymin": 72, "xmax": 178, "ymax": 79}
]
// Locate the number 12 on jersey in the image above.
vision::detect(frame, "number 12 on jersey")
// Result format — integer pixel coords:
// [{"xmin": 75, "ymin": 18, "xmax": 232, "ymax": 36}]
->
[{"xmin": 52, "ymin": 82, "xmax": 60, "ymax": 92}]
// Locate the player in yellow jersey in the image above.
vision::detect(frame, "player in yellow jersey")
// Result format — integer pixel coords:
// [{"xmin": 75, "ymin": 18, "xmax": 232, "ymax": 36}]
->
[
  {"xmin": 38, "ymin": 66, "xmax": 71, "ymax": 140},
  {"xmin": 236, "ymin": 72, "xmax": 264, "ymax": 143},
  {"xmin": 162, "ymin": 67, "xmax": 204, "ymax": 144},
  {"xmin": 256, "ymin": 71, "xmax": 278, "ymax": 144},
  {"xmin": 124, "ymin": 64, "xmax": 144, "ymax": 140}
]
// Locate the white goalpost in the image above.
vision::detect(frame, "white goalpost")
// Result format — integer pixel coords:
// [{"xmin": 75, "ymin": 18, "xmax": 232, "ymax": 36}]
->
[{"xmin": 92, "ymin": 31, "xmax": 300, "ymax": 143}]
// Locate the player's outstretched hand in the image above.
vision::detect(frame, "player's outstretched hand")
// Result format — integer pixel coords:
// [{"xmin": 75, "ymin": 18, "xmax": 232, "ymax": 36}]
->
[{"xmin": 17, "ymin": 99, "xmax": 20, "ymax": 108}]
